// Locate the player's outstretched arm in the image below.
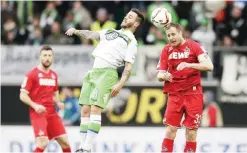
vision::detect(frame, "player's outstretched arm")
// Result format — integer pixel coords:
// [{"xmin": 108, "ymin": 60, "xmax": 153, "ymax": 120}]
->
[
  {"xmin": 65, "ymin": 28, "xmax": 100, "ymax": 41},
  {"xmin": 111, "ymin": 62, "xmax": 132, "ymax": 97}
]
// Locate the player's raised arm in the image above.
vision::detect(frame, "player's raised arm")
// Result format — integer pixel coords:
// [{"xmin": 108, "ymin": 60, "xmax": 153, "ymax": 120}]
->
[{"xmin": 65, "ymin": 28, "xmax": 100, "ymax": 41}]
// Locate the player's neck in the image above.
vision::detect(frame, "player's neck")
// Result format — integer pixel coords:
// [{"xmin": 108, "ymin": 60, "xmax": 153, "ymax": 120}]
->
[
  {"xmin": 179, "ymin": 38, "xmax": 186, "ymax": 46},
  {"xmin": 122, "ymin": 28, "xmax": 134, "ymax": 33},
  {"xmin": 37, "ymin": 65, "xmax": 50, "ymax": 73}
]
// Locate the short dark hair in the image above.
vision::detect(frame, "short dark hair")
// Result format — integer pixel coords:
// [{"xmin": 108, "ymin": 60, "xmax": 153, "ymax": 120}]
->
[
  {"xmin": 165, "ymin": 22, "xmax": 183, "ymax": 31},
  {"xmin": 130, "ymin": 8, "xmax": 145, "ymax": 26},
  {"xmin": 40, "ymin": 45, "xmax": 53, "ymax": 53}
]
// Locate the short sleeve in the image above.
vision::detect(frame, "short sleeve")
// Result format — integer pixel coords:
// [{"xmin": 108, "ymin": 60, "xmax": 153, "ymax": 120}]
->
[
  {"xmin": 20, "ymin": 72, "xmax": 34, "ymax": 94},
  {"xmin": 157, "ymin": 47, "xmax": 168, "ymax": 71},
  {"xmin": 124, "ymin": 39, "xmax": 137, "ymax": 64},
  {"xmin": 98, "ymin": 29, "xmax": 107, "ymax": 41},
  {"xmin": 193, "ymin": 41, "xmax": 208, "ymax": 57}
]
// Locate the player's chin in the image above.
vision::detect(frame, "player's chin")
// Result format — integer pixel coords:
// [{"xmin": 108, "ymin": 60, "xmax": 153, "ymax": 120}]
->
[
  {"xmin": 121, "ymin": 23, "xmax": 126, "ymax": 28},
  {"xmin": 170, "ymin": 42, "xmax": 179, "ymax": 47},
  {"xmin": 44, "ymin": 63, "xmax": 52, "ymax": 68}
]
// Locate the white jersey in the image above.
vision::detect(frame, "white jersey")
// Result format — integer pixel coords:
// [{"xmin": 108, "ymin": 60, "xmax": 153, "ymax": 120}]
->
[{"xmin": 92, "ymin": 29, "xmax": 138, "ymax": 68}]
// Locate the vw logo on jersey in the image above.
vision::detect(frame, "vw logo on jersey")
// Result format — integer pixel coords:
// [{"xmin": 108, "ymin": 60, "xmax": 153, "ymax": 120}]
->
[{"xmin": 105, "ymin": 31, "xmax": 119, "ymax": 40}]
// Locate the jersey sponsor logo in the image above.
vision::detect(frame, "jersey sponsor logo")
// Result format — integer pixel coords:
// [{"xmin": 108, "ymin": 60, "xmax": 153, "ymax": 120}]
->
[
  {"xmin": 168, "ymin": 51, "xmax": 190, "ymax": 59},
  {"xmin": 105, "ymin": 31, "xmax": 119, "ymax": 40},
  {"xmin": 39, "ymin": 78, "xmax": 56, "ymax": 86}
]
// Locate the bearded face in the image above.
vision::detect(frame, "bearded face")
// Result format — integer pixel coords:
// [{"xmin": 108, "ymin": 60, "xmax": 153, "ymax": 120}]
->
[
  {"xmin": 120, "ymin": 11, "xmax": 139, "ymax": 29},
  {"xmin": 40, "ymin": 50, "xmax": 53, "ymax": 68}
]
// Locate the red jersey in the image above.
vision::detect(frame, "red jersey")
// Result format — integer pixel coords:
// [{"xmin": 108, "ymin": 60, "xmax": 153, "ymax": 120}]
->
[
  {"xmin": 157, "ymin": 40, "xmax": 206, "ymax": 94},
  {"xmin": 20, "ymin": 67, "xmax": 59, "ymax": 117}
]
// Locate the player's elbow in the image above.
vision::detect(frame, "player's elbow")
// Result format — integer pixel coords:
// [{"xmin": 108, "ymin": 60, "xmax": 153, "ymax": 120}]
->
[
  {"xmin": 19, "ymin": 92, "xmax": 27, "ymax": 103},
  {"xmin": 19, "ymin": 93, "xmax": 24, "ymax": 102}
]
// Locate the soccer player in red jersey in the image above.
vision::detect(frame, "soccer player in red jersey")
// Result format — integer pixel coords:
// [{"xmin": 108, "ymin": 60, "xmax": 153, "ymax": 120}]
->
[
  {"xmin": 19, "ymin": 46, "xmax": 71, "ymax": 153},
  {"xmin": 157, "ymin": 23, "xmax": 214, "ymax": 153}
]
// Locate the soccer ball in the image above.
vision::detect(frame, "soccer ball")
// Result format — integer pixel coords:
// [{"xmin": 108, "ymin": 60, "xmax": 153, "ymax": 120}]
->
[{"xmin": 151, "ymin": 8, "xmax": 172, "ymax": 28}]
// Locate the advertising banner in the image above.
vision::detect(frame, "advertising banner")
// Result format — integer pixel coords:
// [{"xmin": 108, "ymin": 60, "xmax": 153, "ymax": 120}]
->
[
  {"xmin": 217, "ymin": 52, "xmax": 247, "ymax": 104},
  {"xmin": 1, "ymin": 45, "xmax": 95, "ymax": 86},
  {"xmin": 1, "ymin": 126, "xmax": 247, "ymax": 153},
  {"xmin": 4, "ymin": 85, "xmax": 247, "ymax": 127}
]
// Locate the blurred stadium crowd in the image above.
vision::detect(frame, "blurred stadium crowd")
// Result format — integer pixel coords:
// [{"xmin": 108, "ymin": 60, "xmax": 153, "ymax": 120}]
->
[{"xmin": 1, "ymin": 0, "xmax": 247, "ymax": 46}]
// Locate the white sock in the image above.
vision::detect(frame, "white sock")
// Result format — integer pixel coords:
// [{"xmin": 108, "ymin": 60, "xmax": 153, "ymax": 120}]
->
[
  {"xmin": 79, "ymin": 117, "xmax": 90, "ymax": 149},
  {"xmin": 83, "ymin": 114, "xmax": 101, "ymax": 151}
]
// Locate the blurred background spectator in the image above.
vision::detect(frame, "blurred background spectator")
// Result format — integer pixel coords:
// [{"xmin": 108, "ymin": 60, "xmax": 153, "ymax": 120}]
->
[
  {"xmin": 201, "ymin": 90, "xmax": 224, "ymax": 127},
  {"xmin": 59, "ymin": 87, "xmax": 80, "ymax": 126},
  {"xmin": 90, "ymin": 8, "xmax": 117, "ymax": 45},
  {"xmin": 44, "ymin": 21, "xmax": 73, "ymax": 44},
  {"xmin": 1, "ymin": 1, "xmax": 247, "ymax": 46}
]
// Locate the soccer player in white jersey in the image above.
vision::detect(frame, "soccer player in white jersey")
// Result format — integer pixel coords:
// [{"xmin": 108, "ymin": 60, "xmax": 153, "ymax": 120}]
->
[{"xmin": 65, "ymin": 8, "xmax": 144, "ymax": 153}]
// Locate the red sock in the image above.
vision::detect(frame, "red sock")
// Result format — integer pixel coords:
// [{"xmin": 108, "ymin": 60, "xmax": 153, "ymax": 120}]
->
[
  {"xmin": 34, "ymin": 147, "xmax": 44, "ymax": 153},
  {"xmin": 62, "ymin": 147, "xmax": 71, "ymax": 153},
  {"xmin": 184, "ymin": 141, "xmax": 197, "ymax": 153},
  {"xmin": 161, "ymin": 138, "xmax": 174, "ymax": 152}
]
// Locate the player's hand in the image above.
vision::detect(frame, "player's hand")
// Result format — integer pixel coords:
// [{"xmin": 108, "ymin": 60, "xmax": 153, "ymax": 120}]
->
[
  {"xmin": 177, "ymin": 62, "xmax": 191, "ymax": 71},
  {"xmin": 56, "ymin": 102, "xmax": 64, "ymax": 110},
  {"xmin": 65, "ymin": 28, "xmax": 76, "ymax": 36},
  {"xmin": 33, "ymin": 104, "xmax": 46, "ymax": 114},
  {"xmin": 163, "ymin": 72, "xmax": 173, "ymax": 82},
  {"xmin": 111, "ymin": 83, "xmax": 122, "ymax": 97}
]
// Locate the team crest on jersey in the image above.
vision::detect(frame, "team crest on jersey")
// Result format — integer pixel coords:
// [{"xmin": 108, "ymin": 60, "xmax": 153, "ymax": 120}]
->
[
  {"xmin": 38, "ymin": 73, "xmax": 43, "ymax": 78},
  {"xmin": 184, "ymin": 46, "xmax": 190, "ymax": 53},
  {"xmin": 168, "ymin": 47, "xmax": 173, "ymax": 52},
  {"xmin": 51, "ymin": 73, "xmax": 56, "ymax": 79},
  {"xmin": 105, "ymin": 31, "xmax": 119, "ymax": 40}
]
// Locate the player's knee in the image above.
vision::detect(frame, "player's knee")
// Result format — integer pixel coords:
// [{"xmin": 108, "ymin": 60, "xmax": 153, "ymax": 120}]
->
[
  {"xmin": 186, "ymin": 129, "xmax": 197, "ymax": 141},
  {"xmin": 90, "ymin": 105, "xmax": 102, "ymax": 115},
  {"xmin": 36, "ymin": 137, "xmax": 49, "ymax": 149},
  {"xmin": 81, "ymin": 105, "xmax": 91, "ymax": 117},
  {"xmin": 165, "ymin": 125, "xmax": 177, "ymax": 139}
]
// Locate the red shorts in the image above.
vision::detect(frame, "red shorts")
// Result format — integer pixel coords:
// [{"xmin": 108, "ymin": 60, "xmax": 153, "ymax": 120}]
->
[
  {"xmin": 164, "ymin": 94, "xmax": 203, "ymax": 129},
  {"xmin": 30, "ymin": 112, "xmax": 66, "ymax": 140}
]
